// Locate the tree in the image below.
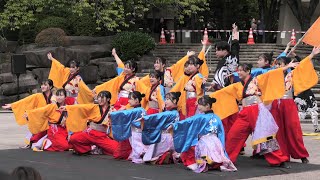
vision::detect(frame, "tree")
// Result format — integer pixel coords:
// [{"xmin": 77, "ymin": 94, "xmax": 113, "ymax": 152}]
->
[
  {"xmin": 287, "ymin": 0, "xmax": 320, "ymax": 31},
  {"xmin": 257, "ymin": 0, "xmax": 282, "ymax": 41}
]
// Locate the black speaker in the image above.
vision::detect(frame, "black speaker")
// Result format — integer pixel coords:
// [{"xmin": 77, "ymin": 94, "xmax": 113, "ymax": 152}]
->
[{"xmin": 11, "ymin": 54, "xmax": 26, "ymax": 74}]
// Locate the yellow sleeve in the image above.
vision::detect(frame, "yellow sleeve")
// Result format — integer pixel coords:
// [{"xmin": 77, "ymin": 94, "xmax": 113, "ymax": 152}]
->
[
  {"xmin": 170, "ymin": 55, "xmax": 189, "ymax": 83},
  {"xmin": 157, "ymin": 86, "xmax": 165, "ymax": 112},
  {"xmin": 198, "ymin": 51, "xmax": 209, "ymax": 78},
  {"xmin": 170, "ymin": 75, "xmax": 189, "ymax": 116},
  {"xmin": 210, "ymin": 82, "xmax": 243, "ymax": 119},
  {"xmin": 66, "ymin": 104, "xmax": 101, "ymax": 133},
  {"xmin": 292, "ymin": 56, "xmax": 318, "ymax": 95},
  {"xmin": 77, "ymin": 80, "xmax": 94, "ymax": 104},
  {"xmin": 195, "ymin": 74, "xmax": 204, "ymax": 98},
  {"xmin": 94, "ymin": 75, "xmax": 125, "ymax": 105},
  {"xmin": 139, "ymin": 75, "xmax": 151, "ymax": 87},
  {"xmin": 48, "ymin": 58, "xmax": 71, "ymax": 88},
  {"xmin": 11, "ymin": 93, "xmax": 47, "ymax": 125},
  {"xmin": 257, "ymin": 68, "xmax": 285, "ymax": 102},
  {"xmin": 135, "ymin": 78, "xmax": 150, "ymax": 109},
  {"xmin": 27, "ymin": 104, "xmax": 58, "ymax": 134}
]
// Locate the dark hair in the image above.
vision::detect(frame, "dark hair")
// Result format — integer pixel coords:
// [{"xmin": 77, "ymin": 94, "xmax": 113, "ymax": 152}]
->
[
  {"xmin": 259, "ymin": 52, "xmax": 273, "ymax": 64},
  {"xmin": 238, "ymin": 63, "xmax": 253, "ymax": 73},
  {"xmin": 97, "ymin": 91, "xmax": 112, "ymax": 104},
  {"xmin": 185, "ymin": 55, "xmax": 204, "ymax": 67},
  {"xmin": 11, "ymin": 166, "xmax": 42, "ymax": 180},
  {"xmin": 277, "ymin": 56, "xmax": 291, "ymax": 65},
  {"xmin": 165, "ymin": 92, "xmax": 181, "ymax": 104},
  {"xmin": 198, "ymin": 96, "xmax": 216, "ymax": 108},
  {"xmin": 129, "ymin": 91, "xmax": 145, "ymax": 102},
  {"xmin": 149, "ymin": 71, "xmax": 161, "ymax": 80},
  {"xmin": 215, "ymin": 41, "xmax": 230, "ymax": 52},
  {"xmin": 154, "ymin": 57, "xmax": 166, "ymax": 65},
  {"xmin": 125, "ymin": 59, "xmax": 138, "ymax": 73},
  {"xmin": 68, "ymin": 60, "xmax": 80, "ymax": 68},
  {"xmin": 41, "ymin": 79, "xmax": 54, "ymax": 89},
  {"xmin": 55, "ymin": 89, "xmax": 67, "ymax": 97}
]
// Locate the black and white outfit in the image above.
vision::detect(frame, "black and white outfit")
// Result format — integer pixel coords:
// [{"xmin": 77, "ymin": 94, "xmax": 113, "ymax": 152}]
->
[
  {"xmin": 294, "ymin": 89, "xmax": 319, "ymax": 132},
  {"xmin": 212, "ymin": 40, "xmax": 240, "ymax": 90}
]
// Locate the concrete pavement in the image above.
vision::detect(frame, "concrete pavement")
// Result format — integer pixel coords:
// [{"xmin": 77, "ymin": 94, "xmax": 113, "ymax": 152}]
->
[{"xmin": 0, "ymin": 112, "xmax": 319, "ymax": 180}]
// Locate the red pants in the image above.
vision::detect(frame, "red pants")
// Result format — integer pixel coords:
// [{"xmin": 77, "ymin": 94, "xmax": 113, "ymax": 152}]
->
[
  {"xmin": 114, "ymin": 97, "xmax": 129, "ymax": 110},
  {"xmin": 30, "ymin": 131, "xmax": 47, "ymax": 144},
  {"xmin": 186, "ymin": 98, "xmax": 197, "ymax": 118},
  {"xmin": 180, "ymin": 146, "xmax": 196, "ymax": 166},
  {"xmin": 113, "ymin": 139, "xmax": 132, "ymax": 159},
  {"xmin": 226, "ymin": 104, "xmax": 288, "ymax": 165},
  {"xmin": 69, "ymin": 129, "xmax": 118, "ymax": 155},
  {"xmin": 270, "ymin": 99, "xmax": 309, "ymax": 159},
  {"xmin": 146, "ymin": 108, "xmax": 159, "ymax": 115},
  {"xmin": 46, "ymin": 125, "xmax": 69, "ymax": 152},
  {"xmin": 222, "ymin": 113, "xmax": 238, "ymax": 136}
]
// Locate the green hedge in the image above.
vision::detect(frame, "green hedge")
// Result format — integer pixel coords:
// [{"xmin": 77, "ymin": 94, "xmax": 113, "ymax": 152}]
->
[{"xmin": 111, "ymin": 31, "xmax": 155, "ymax": 61}]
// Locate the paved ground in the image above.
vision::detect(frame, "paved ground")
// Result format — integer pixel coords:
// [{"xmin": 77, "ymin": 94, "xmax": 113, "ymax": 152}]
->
[{"xmin": 0, "ymin": 112, "xmax": 319, "ymax": 180}]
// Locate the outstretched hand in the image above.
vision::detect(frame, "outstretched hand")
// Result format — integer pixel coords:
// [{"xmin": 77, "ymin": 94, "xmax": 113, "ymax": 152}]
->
[
  {"xmin": 112, "ymin": 48, "xmax": 117, "ymax": 56},
  {"xmin": 187, "ymin": 51, "xmax": 195, "ymax": 57},
  {"xmin": 47, "ymin": 52, "xmax": 53, "ymax": 61},
  {"xmin": 311, "ymin": 46, "xmax": 320, "ymax": 56},
  {"xmin": 287, "ymin": 60, "xmax": 299, "ymax": 69}
]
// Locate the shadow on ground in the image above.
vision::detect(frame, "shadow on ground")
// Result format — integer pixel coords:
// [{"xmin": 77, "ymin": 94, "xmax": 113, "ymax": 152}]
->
[{"xmin": 0, "ymin": 149, "xmax": 319, "ymax": 180}]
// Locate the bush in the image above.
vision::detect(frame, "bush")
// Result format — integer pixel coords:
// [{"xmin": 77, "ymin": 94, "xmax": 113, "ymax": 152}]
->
[
  {"xmin": 35, "ymin": 28, "xmax": 69, "ymax": 47},
  {"xmin": 35, "ymin": 16, "xmax": 69, "ymax": 34},
  {"xmin": 111, "ymin": 31, "xmax": 155, "ymax": 61}
]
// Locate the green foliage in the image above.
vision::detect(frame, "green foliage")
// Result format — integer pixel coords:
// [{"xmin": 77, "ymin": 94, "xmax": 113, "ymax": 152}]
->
[
  {"xmin": 18, "ymin": 24, "xmax": 37, "ymax": 44},
  {"xmin": 68, "ymin": 12, "xmax": 98, "ymax": 36},
  {"xmin": 35, "ymin": 16, "xmax": 69, "ymax": 34},
  {"xmin": 111, "ymin": 31, "xmax": 155, "ymax": 61},
  {"xmin": 35, "ymin": 28, "xmax": 69, "ymax": 47}
]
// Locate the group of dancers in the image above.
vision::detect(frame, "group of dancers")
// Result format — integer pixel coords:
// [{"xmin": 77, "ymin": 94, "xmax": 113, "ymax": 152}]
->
[{"xmin": 3, "ymin": 24, "xmax": 320, "ymax": 173}]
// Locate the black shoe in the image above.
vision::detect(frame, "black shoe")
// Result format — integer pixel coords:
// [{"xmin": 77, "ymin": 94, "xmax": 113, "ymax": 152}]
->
[
  {"xmin": 314, "ymin": 128, "xmax": 320, "ymax": 133},
  {"xmin": 250, "ymin": 153, "xmax": 265, "ymax": 159},
  {"xmin": 301, "ymin": 157, "xmax": 309, "ymax": 164},
  {"xmin": 279, "ymin": 162, "xmax": 291, "ymax": 169}
]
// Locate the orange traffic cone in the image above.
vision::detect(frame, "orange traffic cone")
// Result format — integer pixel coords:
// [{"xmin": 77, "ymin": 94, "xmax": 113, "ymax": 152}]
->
[
  {"xmin": 247, "ymin": 28, "xmax": 255, "ymax": 44},
  {"xmin": 160, "ymin": 28, "xmax": 166, "ymax": 44},
  {"xmin": 170, "ymin": 31, "xmax": 175, "ymax": 44},
  {"xmin": 202, "ymin": 28, "xmax": 210, "ymax": 45},
  {"xmin": 291, "ymin": 29, "xmax": 296, "ymax": 45}
]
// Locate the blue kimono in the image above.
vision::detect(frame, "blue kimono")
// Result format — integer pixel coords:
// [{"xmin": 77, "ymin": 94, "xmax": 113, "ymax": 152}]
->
[
  {"xmin": 142, "ymin": 110, "xmax": 179, "ymax": 145},
  {"xmin": 233, "ymin": 67, "xmax": 274, "ymax": 82},
  {"xmin": 110, "ymin": 107, "xmax": 146, "ymax": 141},
  {"xmin": 173, "ymin": 112, "xmax": 227, "ymax": 157}
]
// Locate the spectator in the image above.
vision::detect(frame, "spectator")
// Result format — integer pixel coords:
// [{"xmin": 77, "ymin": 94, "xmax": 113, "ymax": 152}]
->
[
  {"xmin": 257, "ymin": 20, "xmax": 265, "ymax": 43},
  {"xmin": 11, "ymin": 166, "xmax": 42, "ymax": 180},
  {"xmin": 251, "ymin": 18, "xmax": 257, "ymax": 42}
]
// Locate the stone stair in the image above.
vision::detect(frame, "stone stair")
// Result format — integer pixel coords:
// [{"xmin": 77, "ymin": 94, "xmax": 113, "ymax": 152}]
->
[{"xmin": 139, "ymin": 43, "xmax": 320, "ymax": 122}]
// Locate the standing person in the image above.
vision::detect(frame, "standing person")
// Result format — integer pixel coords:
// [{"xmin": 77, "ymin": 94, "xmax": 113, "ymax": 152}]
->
[
  {"xmin": 170, "ymin": 55, "xmax": 205, "ymax": 119},
  {"xmin": 211, "ymin": 63, "xmax": 298, "ymax": 168},
  {"xmin": 110, "ymin": 91, "xmax": 148, "ymax": 163},
  {"xmin": 170, "ymin": 96, "xmax": 237, "ymax": 173},
  {"xmin": 251, "ymin": 18, "xmax": 257, "ymax": 42},
  {"xmin": 93, "ymin": 60, "xmax": 139, "ymax": 110},
  {"xmin": 208, "ymin": 23, "xmax": 240, "ymax": 91},
  {"xmin": 295, "ymin": 89, "xmax": 319, "ymax": 132},
  {"xmin": 142, "ymin": 71, "xmax": 166, "ymax": 115},
  {"xmin": 47, "ymin": 53, "xmax": 82, "ymax": 101},
  {"xmin": 67, "ymin": 91, "xmax": 118, "ymax": 156},
  {"xmin": 257, "ymin": 20, "xmax": 265, "ymax": 43},
  {"xmin": 26, "ymin": 89, "xmax": 75, "ymax": 152},
  {"xmin": 2, "ymin": 79, "xmax": 56, "ymax": 149},
  {"xmin": 270, "ymin": 47, "xmax": 320, "ymax": 163}
]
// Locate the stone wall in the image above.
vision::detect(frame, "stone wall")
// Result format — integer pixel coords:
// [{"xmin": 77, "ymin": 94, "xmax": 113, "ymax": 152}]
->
[{"xmin": 0, "ymin": 36, "xmax": 156, "ymax": 105}]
